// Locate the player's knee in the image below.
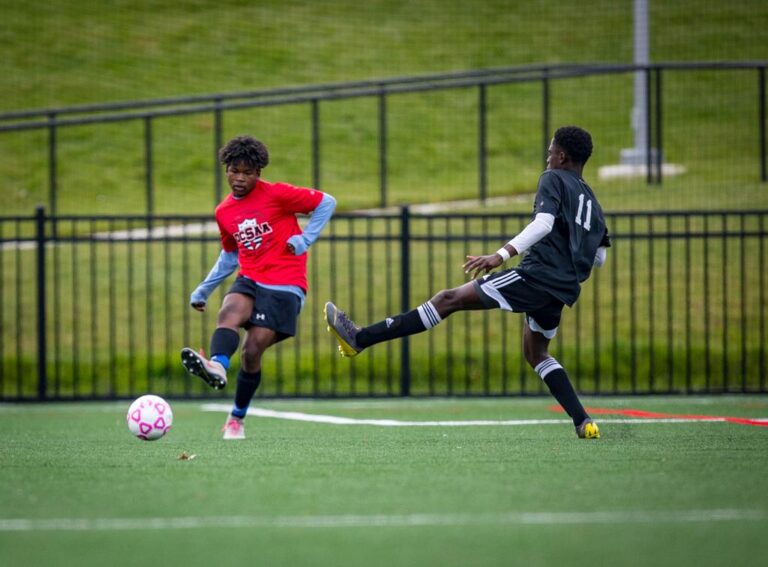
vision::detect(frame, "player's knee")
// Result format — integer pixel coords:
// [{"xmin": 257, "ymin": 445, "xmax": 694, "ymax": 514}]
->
[
  {"xmin": 240, "ymin": 344, "xmax": 264, "ymax": 371},
  {"xmin": 431, "ymin": 288, "xmax": 460, "ymax": 315},
  {"xmin": 217, "ymin": 304, "xmax": 244, "ymax": 326}
]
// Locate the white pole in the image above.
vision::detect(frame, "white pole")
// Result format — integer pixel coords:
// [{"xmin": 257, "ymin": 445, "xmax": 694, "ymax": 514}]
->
[
  {"xmin": 621, "ymin": 0, "xmax": 653, "ymax": 165},
  {"xmin": 633, "ymin": 0, "xmax": 649, "ymax": 154}
]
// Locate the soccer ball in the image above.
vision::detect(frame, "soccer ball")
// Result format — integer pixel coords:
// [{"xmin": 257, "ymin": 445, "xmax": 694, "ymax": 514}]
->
[{"xmin": 126, "ymin": 395, "xmax": 173, "ymax": 441}]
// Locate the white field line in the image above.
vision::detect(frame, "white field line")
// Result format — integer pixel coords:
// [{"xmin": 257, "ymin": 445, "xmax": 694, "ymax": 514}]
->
[
  {"xmin": 1, "ymin": 509, "xmax": 765, "ymax": 532},
  {"xmin": 200, "ymin": 404, "xmax": 740, "ymax": 426}
]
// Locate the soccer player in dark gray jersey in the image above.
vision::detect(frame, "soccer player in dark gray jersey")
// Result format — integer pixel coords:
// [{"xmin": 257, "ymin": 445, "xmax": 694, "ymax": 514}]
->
[{"xmin": 325, "ymin": 126, "xmax": 609, "ymax": 439}]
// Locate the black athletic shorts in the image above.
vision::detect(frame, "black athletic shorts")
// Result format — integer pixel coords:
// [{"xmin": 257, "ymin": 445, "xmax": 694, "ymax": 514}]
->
[
  {"xmin": 227, "ymin": 276, "xmax": 302, "ymax": 342},
  {"xmin": 473, "ymin": 268, "xmax": 564, "ymax": 338}
]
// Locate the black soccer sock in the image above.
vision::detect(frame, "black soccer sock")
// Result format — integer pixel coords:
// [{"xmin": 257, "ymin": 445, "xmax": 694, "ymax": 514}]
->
[
  {"xmin": 232, "ymin": 369, "xmax": 262, "ymax": 419},
  {"xmin": 209, "ymin": 328, "xmax": 240, "ymax": 369},
  {"xmin": 535, "ymin": 358, "xmax": 589, "ymax": 426},
  {"xmin": 357, "ymin": 301, "xmax": 443, "ymax": 348}
]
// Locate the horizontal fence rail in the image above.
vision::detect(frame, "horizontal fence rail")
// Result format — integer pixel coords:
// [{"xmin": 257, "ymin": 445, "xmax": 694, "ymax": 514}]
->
[
  {"xmin": 1, "ymin": 208, "xmax": 766, "ymax": 401},
  {"xmin": 1, "ymin": 61, "xmax": 766, "ymax": 216}
]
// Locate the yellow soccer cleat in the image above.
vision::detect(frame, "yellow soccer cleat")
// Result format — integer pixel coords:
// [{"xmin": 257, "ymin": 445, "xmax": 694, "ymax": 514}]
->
[{"xmin": 576, "ymin": 418, "xmax": 600, "ymax": 439}]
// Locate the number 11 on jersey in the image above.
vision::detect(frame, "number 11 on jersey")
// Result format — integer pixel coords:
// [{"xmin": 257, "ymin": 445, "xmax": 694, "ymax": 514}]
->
[{"xmin": 575, "ymin": 193, "xmax": 592, "ymax": 230}]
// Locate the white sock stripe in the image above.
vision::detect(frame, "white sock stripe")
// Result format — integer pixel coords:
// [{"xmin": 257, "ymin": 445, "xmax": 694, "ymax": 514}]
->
[
  {"xmin": 417, "ymin": 301, "xmax": 442, "ymax": 329},
  {"xmin": 534, "ymin": 357, "xmax": 562, "ymax": 379}
]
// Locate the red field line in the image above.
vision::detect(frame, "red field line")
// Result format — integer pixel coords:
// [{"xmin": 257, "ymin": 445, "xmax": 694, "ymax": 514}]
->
[{"xmin": 548, "ymin": 406, "xmax": 768, "ymax": 428}]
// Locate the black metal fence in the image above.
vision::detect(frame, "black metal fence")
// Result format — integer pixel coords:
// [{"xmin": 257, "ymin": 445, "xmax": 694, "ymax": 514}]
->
[
  {"xmin": 1, "ymin": 208, "xmax": 766, "ymax": 401},
  {"xmin": 1, "ymin": 61, "xmax": 766, "ymax": 216}
]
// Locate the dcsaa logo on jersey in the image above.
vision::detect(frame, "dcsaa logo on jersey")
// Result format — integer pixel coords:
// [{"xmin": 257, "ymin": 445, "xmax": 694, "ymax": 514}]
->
[{"xmin": 235, "ymin": 218, "xmax": 273, "ymax": 250}]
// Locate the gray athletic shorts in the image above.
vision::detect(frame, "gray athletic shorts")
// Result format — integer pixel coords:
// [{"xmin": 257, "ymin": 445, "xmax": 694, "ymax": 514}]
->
[
  {"xmin": 473, "ymin": 269, "xmax": 564, "ymax": 338},
  {"xmin": 227, "ymin": 277, "xmax": 302, "ymax": 342}
]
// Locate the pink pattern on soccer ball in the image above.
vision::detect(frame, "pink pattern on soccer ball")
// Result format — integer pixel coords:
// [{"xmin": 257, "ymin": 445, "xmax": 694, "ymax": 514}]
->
[{"xmin": 126, "ymin": 395, "xmax": 173, "ymax": 441}]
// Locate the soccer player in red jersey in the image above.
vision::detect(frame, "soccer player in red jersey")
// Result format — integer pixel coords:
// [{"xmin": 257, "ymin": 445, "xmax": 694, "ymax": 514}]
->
[{"xmin": 182, "ymin": 135, "xmax": 335, "ymax": 440}]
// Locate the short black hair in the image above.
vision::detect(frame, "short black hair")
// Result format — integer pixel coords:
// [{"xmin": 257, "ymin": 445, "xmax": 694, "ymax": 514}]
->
[
  {"xmin": 218, "ymin": 136, "xmax": 269, "ymax": 169},
  {"xmin": 553, "ymin": 126, "xmax": 593, "ymax": 165}
]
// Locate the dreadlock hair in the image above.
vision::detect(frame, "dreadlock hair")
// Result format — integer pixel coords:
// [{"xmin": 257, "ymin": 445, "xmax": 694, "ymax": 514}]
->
[
  {"xmin": 218, "ymin": 136, "xmax": 269, "ymax": 170},
  {"xmin": 553, "ymin": 126, "xmax": 593, "ymax": 165}
]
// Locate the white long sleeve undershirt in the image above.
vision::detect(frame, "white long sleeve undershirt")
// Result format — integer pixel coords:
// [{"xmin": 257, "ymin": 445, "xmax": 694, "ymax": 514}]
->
[{"xmin": 508, "ymin": 213, "xmax": 555, "ymax": 254}]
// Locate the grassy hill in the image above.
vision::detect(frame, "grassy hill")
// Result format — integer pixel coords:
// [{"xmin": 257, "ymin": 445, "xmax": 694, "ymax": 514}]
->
[{"xmin": 1, "ymin": 0, "xmax": 767, "ymax": 214}]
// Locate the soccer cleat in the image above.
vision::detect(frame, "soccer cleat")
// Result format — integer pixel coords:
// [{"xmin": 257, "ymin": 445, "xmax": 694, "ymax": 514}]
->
[
  {"xmin": 576, "ymin": 418, "xmax": 600, "ymax": 439},
  {"xmin": 180, "ymin": 348, "xmax": 227, "ymax": 390},
  {"xmin": 222, "ymin": 416, "xmax": 245, "ymax": 440},
  {"xmin": 324, "ymin": 301, "xmax": 363, "ymax": 357}
]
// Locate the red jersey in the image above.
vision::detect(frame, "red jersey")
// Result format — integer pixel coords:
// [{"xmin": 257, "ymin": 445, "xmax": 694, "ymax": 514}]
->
[{"xmin": 215, "ymin": 179, "xmax": 324, "ymax": 292}]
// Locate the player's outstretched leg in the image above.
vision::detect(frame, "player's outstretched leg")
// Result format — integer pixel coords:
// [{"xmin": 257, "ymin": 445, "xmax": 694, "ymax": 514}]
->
[
  {"xmin": 180, "ymin": 348, "xmax": 228, "ymax": 389},
  {"xmin": 324, "ymin": 302, "xmax": 363, "ymax": 357}
]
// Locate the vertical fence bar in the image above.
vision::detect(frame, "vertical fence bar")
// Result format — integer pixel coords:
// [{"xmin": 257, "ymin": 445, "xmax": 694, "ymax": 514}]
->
[
  {"xmin": 478, "ymin": 84, "xmax": 487, "ymax": 203},
  {"xmin": 163, "ymin": 223, "xmax": 172, "ymax": 396},
  {"xmin": 365, "ymin": 217, "xmax": 375, "ymax": 395},
  {"xmin": 347, "ymin": 217, "xmax": 356, "ymax": 394},
  {"xmin": 759, "ymin": 67, "xmax": 766, "ymax": 182},
  {"xmin": 703, "ymin": 215, "xmax": 711, "ymax": 390},
  {"xmin": 666, "ymin": 215, "xmax": 673, "ymax": 391},
  {"xmin": 684, "ymin": 215, "xmax": 692, "ymax": 392},
  {"xmin": 444, "ymin": 218, "xmax": 454, "ymax": 395},
  {"xmin": 128, "ymin": 220, "xmax": 137, "ymax": 396},
  {"xmin": 740, "ymin": 214, "xmax": 747, "ymax": 391},
  {"xmin": 645, "ymin": 67, "xmax": 653, "ymax": 185},
  {"xmin": 481, "ymin": 217, "xmax": 490, "ymax": 393},
  {"xmin": 214, "ymin": 99, "xmax": 223, "ymax": 206},
  {"xmin": 108, "ymin": 220, "xmax": 117, "ymax": 397},
  {"xmin": 35, "ymin": 206, "xmax": 47, "ymax": 400},
  {"xmin": 399, "ymin": 206, "xmax": 411, "ymax": 396},
  {"xmin": 629, "ymin": 216, "xmax": 637, "ymax": 392},
  {"xmin": 760, "ymin": 213, "xmax": 766, "ymax": 391},
  {"xmin": 378, "ymin": 90, "xmax": 388, "ymax": 208},
  {"xmin": 15, "ymin": 220, "xmax": 22, "ymax": 394},
  {"xmin": 386, "ymin": 218, "xmax": 395, "ymax": 394},
  {"xmin": 654, "ymin": 67, "xmax": 663, "ymax": 185},
  {"xmin": 89, "ymin": 220, "xmax": 97, "ymax": 396},
  {"xmin": 328, "ymin": 220, "xmax": 338, "ymax": 393},
  {"xmin": 647, "ymin": 216, "xmax": 655, "ymax": 390},
  {"xmin": 52, "ymin": 212, "xmax": 61, "ymax": 397},
  {"xmin": 146, "ymin": 221, "xmax": 154, "ymax": 392},
  {"xmin": 592, "ymin": 257, "xmax": 600, "ymax": 394},
  {"xmin": 0, "ymin": 223, "xmax": 3, "ymax": 394},
  {"xmin": 610, "ymin": 220, "xmax": 619, "ymax": 393},
  {"xmin": 311, "ymin": 99, "xmax": 321, "ymax": 190},
  {"xmin": 721, "ymin": 214, "xmax": 729, "ymax": 391},
  {"xmin": 427, "ymin": 219, "xmax": 436, "ymax": 395},
  {"xmin": 310, "ymin": 239, "xmax": 320, "ymax": 397}
]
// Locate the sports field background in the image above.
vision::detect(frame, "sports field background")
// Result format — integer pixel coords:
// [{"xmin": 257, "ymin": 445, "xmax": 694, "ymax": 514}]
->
[
  {"xmin": 2, "ymin": 2, "xmax": 767, "ymax": 565},
  {"xmin": 1, "ymin": 0, "xmax": 767, "ymax": 397},
  {"xmin": 1, "ymin": 397, "xmax": 767, "ymax": 566}
]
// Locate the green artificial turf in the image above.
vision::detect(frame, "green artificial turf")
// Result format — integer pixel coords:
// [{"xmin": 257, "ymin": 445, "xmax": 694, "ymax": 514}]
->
[{"xmin": 1, "ymin": 396, "xmax": 767, "ymax": 566}]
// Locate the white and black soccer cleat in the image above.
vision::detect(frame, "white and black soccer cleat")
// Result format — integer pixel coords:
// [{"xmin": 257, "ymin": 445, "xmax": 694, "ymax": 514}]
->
[{"xmin": 180, "ymin": 348, "xmax": 228, "ymax": 390}]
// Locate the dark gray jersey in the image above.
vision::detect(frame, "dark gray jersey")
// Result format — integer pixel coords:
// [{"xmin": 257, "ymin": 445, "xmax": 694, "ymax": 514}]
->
[{"xmin": 516, "ymin": 169, "xmax": 610, "ymax": 306}]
